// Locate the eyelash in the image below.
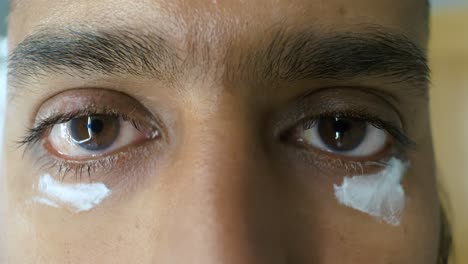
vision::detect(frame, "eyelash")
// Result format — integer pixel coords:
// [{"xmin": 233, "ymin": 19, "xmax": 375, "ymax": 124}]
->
[
  {"xmin": 19, "ymin": 108, "xmax": 148, "ymax": 147},
  {"xmin": 298, "ymin": 111, "xmax": 414, "ymax": 148},
  {"xmin": 35, "ymin": 150, "xmax": 126, "ymax": 182},
  {"xmin": 277, "ymin": 111, "xmax": 414, "ymax": 176},
  {"xmin": 19, "ymin": 108, "xmax": 414, "ymax": 181},
  {"xmin": 280, "ymin": 110, "xmax": 415, "ymax": 173},
  {"xmin": 19, "ymin": 108, "xmax": 156, "ymax": 181}
]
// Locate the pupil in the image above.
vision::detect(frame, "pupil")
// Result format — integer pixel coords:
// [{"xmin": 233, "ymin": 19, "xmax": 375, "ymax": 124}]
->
[
  {"xmin": 317, "ymin": 117, "xmax": 367, "ymax": 152},
  {"xmin": 88, "ymin": 118, "xmax": 104, "ymax": 134},
  {"xmin": 68, "ymin": 115, "xmax": 120, "ymax": 151},
  {"xmin": 333, "ymin": 119, "xmax": 349, "ymax": 142}
]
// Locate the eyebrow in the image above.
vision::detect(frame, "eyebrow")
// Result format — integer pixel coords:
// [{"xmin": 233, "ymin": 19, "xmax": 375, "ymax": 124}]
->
[
  {"xmin": 226, "ymin": 25, "xmax": 429, "ymax": 91},
  {"xmin": 8, "ymin": 25, "xmax": 429, "ymax": 94},
  {"xmin": 8, "ymin": 27, "xmax": 182, "ymax": 83}
]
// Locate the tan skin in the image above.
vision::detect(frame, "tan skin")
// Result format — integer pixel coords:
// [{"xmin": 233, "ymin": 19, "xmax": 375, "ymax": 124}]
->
[{"xmin": 2, "ymin": 0, "xmax": 440, "ymax": 263}]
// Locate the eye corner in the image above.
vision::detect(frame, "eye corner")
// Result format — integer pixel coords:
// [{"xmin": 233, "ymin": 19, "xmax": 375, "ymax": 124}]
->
[{"xmin": 20, "ymin": 89, "xmax": 166, "ymax": 182}]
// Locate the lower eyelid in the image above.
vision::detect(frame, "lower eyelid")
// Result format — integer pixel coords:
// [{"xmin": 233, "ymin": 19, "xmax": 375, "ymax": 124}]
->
[
  {"xmin": 37, "ymin": 138, "xmax": 161, "ymax": 185},
  {"xmin": 293, "ymin": 137, "xmax": 395, "ymax": 164},
  {"xmin": 289, "ymin": 120, "xmax": 392, "ymax": 158},
  {"xmin": 290, "ymin": 146, "xmax": 395, "ymax": 179},
  {"xmin": 281, "ymin": 121, "xmax": 399, "ymax": 173}
]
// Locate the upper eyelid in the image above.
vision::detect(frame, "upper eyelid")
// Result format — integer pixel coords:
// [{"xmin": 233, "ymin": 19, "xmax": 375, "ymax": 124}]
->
[
  {"xmin": 19, "ymin": 88, "xmax": 165, "ymax": 144},
  {"xmin": 21, "ymin": 86, "xmax": 415, "ymax": 146},
  {"xmin": 272, "ymin": 87, "xmax": 407, "ymax": 135},
  {"xmin": 296, "ymin": 113, "xmax": 414, "ymax": 147},
  {"xmin": 17, "ymin": 110, "xmax": 153, "ymax": 150},
  {"xmin": 32, "ymin": 88, "xmax": 156, "ymax": 122}
]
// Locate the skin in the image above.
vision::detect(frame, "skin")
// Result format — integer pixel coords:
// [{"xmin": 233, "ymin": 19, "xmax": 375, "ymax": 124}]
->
[{"xmin": 2, "ymin": 0, "xmax": 441, "ymax": 263}]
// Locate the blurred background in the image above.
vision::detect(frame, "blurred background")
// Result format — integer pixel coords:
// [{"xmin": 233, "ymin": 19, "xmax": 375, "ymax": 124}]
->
[
  {"xmin": 0, "ymin": 0, "xmax": 467, "ymax": 263},
  {"xmin": 0, "ymin": 0, "xmax": 7, "ymax": 154},
  {"xmin": 0, "ymin": 0, "xmax": 6, "ymax": 36},
  {"xmin": 429, "ymin": 2, "xmax": 468, "ymax": 263}
]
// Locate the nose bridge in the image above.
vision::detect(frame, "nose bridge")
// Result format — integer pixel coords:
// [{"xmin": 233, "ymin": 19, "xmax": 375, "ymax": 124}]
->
[{"xmin": 160, "ymin": 102, "xmax": 285, "ymax": 263}]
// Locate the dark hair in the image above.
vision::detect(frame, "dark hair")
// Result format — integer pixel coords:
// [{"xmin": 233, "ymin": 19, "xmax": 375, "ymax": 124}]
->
[{"xmin": 438, "ymin": 206, "xmax": 453, "ymax": 263}]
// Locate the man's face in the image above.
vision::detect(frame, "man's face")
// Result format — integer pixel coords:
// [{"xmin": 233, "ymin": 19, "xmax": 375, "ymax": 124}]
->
[{"xmin": 3, "ymin": 0, "xmax": 440, "ymax": 263}]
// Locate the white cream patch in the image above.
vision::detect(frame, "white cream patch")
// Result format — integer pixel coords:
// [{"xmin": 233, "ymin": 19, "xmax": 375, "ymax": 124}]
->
[
  {"xmin": 32, "ymin": 197, "xmax": 59, "ymax": 208},
  {"xmin": 334, "ymin": 158, "xmax": 408, "ymax": 226},
  {"xmin": 33, "ymin": 174, "xmax": 111, "ymax": 212}
]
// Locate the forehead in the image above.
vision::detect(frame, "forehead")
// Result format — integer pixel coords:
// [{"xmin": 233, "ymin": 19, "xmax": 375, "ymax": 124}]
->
[{"xmin": 8, "ymin": 0, "xmax": 428, "ymax": 49}]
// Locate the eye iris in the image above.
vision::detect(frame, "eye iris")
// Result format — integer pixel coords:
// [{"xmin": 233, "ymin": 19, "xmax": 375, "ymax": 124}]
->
[
  {"xmin": 68, "ymin": 115, "xmax": 120, "ymax": 151},
  {"xmin": 89, "ymin": 118, "xmax": 104, "ymax": 134},
  {"xmin": 317, "ymin": 117, "xmax": 367, "ymax": 152}
]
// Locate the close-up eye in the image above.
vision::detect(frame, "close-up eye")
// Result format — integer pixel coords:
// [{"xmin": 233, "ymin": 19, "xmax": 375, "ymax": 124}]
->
[
  {"xmin": 290, "ymin": 116, "xmax": 391, "ymax": 158},
  {"xmin": 17, "ymin": 89, "xmax": 164, "ymax": 180},
  {"xmin": 47, "ymin": 114, "xmax": 156, "ymax": 159},
  {"xmin": 1, "ymin": 0, "xmax": 463, "ymax": 263}
]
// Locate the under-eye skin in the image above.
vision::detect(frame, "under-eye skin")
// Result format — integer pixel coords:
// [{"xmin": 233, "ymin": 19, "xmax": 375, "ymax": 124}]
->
[{"xmin": 19, "ymin": 88, "xmax": 163, "ymax": 182}]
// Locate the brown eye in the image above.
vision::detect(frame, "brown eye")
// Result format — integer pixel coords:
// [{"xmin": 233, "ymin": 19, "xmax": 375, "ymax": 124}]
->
[
  {"xmin": 68, "ymin": 115, "xmax": 120, "ymax": 151},
  {"xmin": 317, "ymin": 117, "xmax": 367, "ymax": 152},
  {"xmin": 294, "ymin": 115, "xmax": 389, "ymax": 158},
  {"xmin": 47, "ymin": 114, "xmax": 155, "ymax": 159}
]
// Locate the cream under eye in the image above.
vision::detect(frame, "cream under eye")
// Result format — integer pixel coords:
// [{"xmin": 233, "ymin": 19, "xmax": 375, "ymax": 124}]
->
[{"xmin": 276, "ymin": 90, "xmax": 413, "ymax": 225}]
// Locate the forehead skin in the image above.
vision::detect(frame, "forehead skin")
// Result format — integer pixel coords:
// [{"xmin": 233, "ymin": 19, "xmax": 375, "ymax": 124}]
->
[
  {"xmin": 4, "ymin": 1, "xmax": 439, "ymax": 264},
  {"xmin": 6, "ymin": 0, "xmax": 430, "ymax": 107},
  {"xmin": 8, "ymin": 0, "xmax": 428, "ymax": 53}
]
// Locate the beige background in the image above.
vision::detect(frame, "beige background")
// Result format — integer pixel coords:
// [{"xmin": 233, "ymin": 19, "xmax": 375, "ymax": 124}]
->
[{"xmin": 430, "ymin": 7, "xmax": 468, "ymax": 264}]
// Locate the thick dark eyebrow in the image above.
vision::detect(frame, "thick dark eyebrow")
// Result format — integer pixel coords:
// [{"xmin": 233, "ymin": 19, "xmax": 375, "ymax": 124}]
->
[
  {"xmin": 9, "ymin": 25, "xmax": 429, "ymax": 97},
  {"xmin": 8, "ymin": 27, "xmax": 182, "ymax": 83},
  {"xmin": 227, "ymin": 25, "xmax": 430, "ymax": 93}
]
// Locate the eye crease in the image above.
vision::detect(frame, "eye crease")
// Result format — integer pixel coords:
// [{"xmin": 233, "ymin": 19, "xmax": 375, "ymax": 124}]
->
[
  {"xmin": 16, "ymin": 89, "xmax": 164, "ymax": 183},
  {"xmin": 2, "ymin": 1, "xmax": 444, "ymax": 262},
  {"xmin": 18, "ymin": 86, "xmax": 413, "ymax": 184}
]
